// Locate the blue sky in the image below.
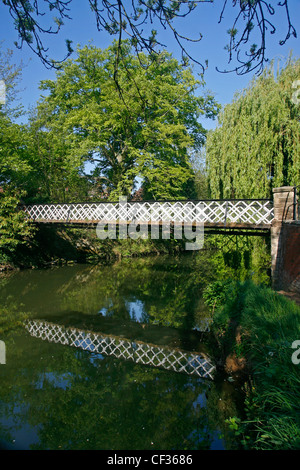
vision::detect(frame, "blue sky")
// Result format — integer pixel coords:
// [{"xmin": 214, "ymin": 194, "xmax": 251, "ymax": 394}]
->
[{"xmin": 0, "ymin": 0, "xmax": 299, "ymax": 131}]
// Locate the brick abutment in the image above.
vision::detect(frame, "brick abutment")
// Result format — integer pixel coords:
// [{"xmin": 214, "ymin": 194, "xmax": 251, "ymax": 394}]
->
[{"xmin": 271, "ymin": 187, "xmax": 300, "ymax": 295}]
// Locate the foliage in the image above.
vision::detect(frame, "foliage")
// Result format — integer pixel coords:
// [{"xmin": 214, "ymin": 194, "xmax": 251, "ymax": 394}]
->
[
  {"xmin": 0, "ymin": 113, "xmax": 31, "ymax": 188},
  {"xmin": 0, "ymin": 44, "xmax": 31, "ymax": 189},
  {"xmin": 203, "ymin": 233, "xmax": 271, "ymax": 287},
  {"xmin": 0, "ymin": 187, "xmax": 35, "ymax": 260},
  {"xmin": 207, "ymin": 280, "xmax": 300, "ymax": 450},
  {"xmin": 0, "ymin": 43, "xmax": 24, "ymax": 118},
  {"xmin": 24, "ymin": 111, "xmax": 90, "ymax": 203},
  {"xmin": 0, "ymin": 45, "xmax": 36, "ymax": 262},
  {"xmin": 29, "ymin": 41, "xmax": 219, "ymax": 201},
  {"xmin": 203, "ymin": 279, "xmax": 237, "ymax": 313},
  {"xmin": 206, "ymin": 56, "xmax": 300, "ymax": 199}
]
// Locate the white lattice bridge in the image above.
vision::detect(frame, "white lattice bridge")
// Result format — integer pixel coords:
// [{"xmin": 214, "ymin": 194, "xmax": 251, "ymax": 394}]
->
[
  {"xmin": 25, "ymin": 320, "xmax": 216, "ymax": 380},
  {"xmin": 21, "ymin": 199, "xmax": 274, "ymax": 227}
]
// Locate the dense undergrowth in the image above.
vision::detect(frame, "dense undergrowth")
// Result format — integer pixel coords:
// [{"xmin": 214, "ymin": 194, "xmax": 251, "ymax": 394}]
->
[
  {"xmin": 204, "ymin": 279, "xmax": 300, "ymax": 449},
  {"xmin": 0, "ymin": 223, "xmax": 187, "ymax": 270}
]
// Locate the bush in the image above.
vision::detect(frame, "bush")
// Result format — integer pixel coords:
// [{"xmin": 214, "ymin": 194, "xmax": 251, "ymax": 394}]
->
[{"xmin": 0, "ymin": 187, "xmax": 35, "ymax": 263}]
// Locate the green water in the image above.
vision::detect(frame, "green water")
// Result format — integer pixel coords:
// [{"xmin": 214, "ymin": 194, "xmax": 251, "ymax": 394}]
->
[{"xmin": 0, "ymin": 250, "xmax": 268, "ymax": 450}]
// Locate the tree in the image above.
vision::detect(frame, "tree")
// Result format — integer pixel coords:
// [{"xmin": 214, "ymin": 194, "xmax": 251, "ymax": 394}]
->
[
  {"xmin": 0, "ymin": 43, "xmax": 30, "ymax": 187},
  {"xmin": 24, "ymin": 107, "xmax": 90, "ymax": 203},
  {"xmin": 205, "ymin": 56, "xmax": 300, "ymax": 199},
  {"xmin": 0, "ymin": 45, "xmax": 35, "ymax": 260},
  {"xmin": 0, "ymin": 113, "xmax": 35, "ymax": 261},
  {"xmin": 0, "ymin": 42, "xmax": 24, "ymax": 117},
  {"xmin": 29, "ymin": 41, "xmax": 219, "ymax": 200},
  {"xmin": 1, "ymin": 1, "xmax": 297, "ymax": 76},
  {"xmin": 0, "ymin": 114, "xmax": 31, "ymax": 187},
  {"xmin": 0, "ymin": 188, "xmax": 35, "ymax": 258}
]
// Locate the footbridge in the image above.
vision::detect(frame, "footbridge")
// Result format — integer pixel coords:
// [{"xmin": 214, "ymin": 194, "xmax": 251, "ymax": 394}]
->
[
  {"xmin": 21, "ymin": 198, "xmax": 274, "ymax": 233},
  {"xmin": 21, "ymin": 187, "xmax": 299, "ymax": 292}
]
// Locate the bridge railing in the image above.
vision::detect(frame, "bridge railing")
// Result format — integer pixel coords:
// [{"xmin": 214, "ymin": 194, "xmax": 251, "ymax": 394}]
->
[{"xmin": 21, "ymin": 199, "xmax": 274, "ymax": 226}]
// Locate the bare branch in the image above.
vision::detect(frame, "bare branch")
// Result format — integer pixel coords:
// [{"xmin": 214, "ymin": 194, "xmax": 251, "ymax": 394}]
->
[
  {"xmin": 1, "ymin": 1, "xmax": 297, "ymax": 75},
  {"xmin": 217, "ymin": 0, "xmax": 297, "ymax": 75}
]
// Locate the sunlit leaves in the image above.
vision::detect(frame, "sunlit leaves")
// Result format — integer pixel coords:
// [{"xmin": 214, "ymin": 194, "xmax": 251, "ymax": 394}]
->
[{"xmin": 0, "ymin": 188, "xmax": 35, "ymax": 255}]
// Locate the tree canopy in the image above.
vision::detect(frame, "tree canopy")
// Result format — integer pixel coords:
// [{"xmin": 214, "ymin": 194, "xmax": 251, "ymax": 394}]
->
[
  {"xmin": 205, "ymin": 56, "xmax": 300, "ymax": 199},
  {"xmin": 0, "ymin": 46, "xmax": 35, "ymax": 257},
  {"xmin": 28, "ymin": 41, "xmax": 219, "ymax": 201},
  {"xmin": 0, "ymin": 45, "xmax": 31, "ymax": 189},
  {"xmin": 1, "ymin": 1, "xmax": 297, "ymax": 75}
]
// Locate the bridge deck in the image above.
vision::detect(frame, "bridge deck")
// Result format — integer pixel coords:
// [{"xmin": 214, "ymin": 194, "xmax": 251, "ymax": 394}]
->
[{"xmin": 31, "ymin": 219, "xmax": 271, "ymax": 231}]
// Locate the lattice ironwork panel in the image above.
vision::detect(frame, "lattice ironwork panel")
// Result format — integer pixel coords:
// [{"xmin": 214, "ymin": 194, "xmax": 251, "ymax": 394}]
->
[
  {"xmin": 24, "ymin": 320, "xmax": 215, "ymax": 379},
  {"xmin": 22, "ymin": 199, "xmax": 274, "ymax": 225}
]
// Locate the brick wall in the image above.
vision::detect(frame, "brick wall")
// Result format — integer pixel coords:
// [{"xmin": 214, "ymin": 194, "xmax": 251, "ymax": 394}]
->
[
  {"xmin": 273, "ymin": 221, "xmax": 300, "ymax": 294},
  {"xmin": 271, "ymin": 187, "xmax": 299, "ymax": 294}
]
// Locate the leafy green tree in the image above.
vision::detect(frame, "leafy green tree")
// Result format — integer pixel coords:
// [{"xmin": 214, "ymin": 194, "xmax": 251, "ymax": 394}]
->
[
  {"xmin": 205, "ymin": 56, "xmax": 300, "ymax": 199},
  {"xmin": 0, "ymin": 43, "xmax": 24, "ymax": 118},
  {"xmin": 30, "ymin": 41, "xmax": 219, "ymax": 200},
  {"xmin": 0, "ymin": 44, "xmax": 29, "ymax": 188},
  {"xmin": 0, "ymin": 114, "xmax": 31, "ymax": 188},
  {"xmin": 0, "ymin": 187, "xmax": 35, "ymax": 260},
  {"xmin": 24, "ymin": 110, "xmax": 90, "ymax": 203},
  {"xmin": 0, "ymin": 45, "xmax": 35, "ymax": 261}
]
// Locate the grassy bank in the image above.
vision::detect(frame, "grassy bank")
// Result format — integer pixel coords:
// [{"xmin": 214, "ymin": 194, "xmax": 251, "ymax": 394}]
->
[{"xmin": 205, "ymin": 280, "xmax": 300, "ymax": 449}]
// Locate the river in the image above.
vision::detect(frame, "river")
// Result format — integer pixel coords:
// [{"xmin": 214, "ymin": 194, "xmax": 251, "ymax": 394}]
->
[{"xmin": 0, "ymin": 246, "xmax": 269, "ymax": 450}]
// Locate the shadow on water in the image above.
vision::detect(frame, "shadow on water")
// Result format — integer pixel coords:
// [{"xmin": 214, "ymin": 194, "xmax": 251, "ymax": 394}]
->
[{"xmin": 0, "ymin": 249, "xmax": 269, "ymax": 450}]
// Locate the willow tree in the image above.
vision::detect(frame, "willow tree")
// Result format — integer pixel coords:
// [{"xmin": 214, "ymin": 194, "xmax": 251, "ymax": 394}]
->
[
  {"xmin": 206, "ymin": 56, "xmax": 300, "ymax": 199},
  {"xmin": 30, "ymin": 41, "xmax": 219, "ymax": 200}
]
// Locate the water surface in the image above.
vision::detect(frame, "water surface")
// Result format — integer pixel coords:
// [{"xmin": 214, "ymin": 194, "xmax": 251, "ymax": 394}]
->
[{"xmin": 0, "ymin": 252, "xmax": 263, "ymax": 450}]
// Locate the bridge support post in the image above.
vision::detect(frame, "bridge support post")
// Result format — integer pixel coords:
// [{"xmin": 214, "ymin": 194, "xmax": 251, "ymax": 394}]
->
[{"xmin": 271, "ymin": 186, "xmax": 300, "ymax": 293}]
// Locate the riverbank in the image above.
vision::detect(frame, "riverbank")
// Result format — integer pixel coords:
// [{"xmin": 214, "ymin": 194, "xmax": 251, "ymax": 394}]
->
[
  {"xmin": 205, "ymin": 280, "xmax": 300, "ymax": 449},
  {"xmin": 0, "ymin": 224, "xmax": 188, "ymax": 271}
]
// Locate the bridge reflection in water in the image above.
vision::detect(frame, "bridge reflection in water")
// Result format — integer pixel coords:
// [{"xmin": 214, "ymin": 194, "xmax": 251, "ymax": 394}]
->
[{"xmin": 25, "ymin": 320, "xmax": 215, "ymax": 380}]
